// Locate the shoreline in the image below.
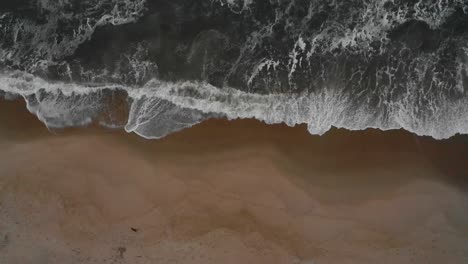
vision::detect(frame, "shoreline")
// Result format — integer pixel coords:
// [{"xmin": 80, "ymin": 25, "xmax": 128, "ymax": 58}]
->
[
  {"xmin": 2, "ymin": 98, "xmax": 467, "ymax": 188},
  {"xmin": 0, "ymin": 99, "xmax": 467, "ymax": 263}
]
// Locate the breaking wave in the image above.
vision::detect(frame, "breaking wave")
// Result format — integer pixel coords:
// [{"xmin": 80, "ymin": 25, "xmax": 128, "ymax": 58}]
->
[{"xmin": 1, "ymin": 0, "xmax": 468, "ymax": 139}]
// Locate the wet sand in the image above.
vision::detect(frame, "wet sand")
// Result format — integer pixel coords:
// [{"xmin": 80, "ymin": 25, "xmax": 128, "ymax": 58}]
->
[{"xmin": 0, "ymin": 99, "xmax": 467, "ymax": 264}]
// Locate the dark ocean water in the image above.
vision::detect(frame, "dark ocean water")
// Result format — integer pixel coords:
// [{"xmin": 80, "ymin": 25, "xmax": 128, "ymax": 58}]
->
[{"xmin": 1, "ymin": 0, "xmax": 468, "ymax": 139}]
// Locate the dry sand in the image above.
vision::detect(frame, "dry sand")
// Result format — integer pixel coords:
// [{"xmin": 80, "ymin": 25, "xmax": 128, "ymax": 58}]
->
[{"xmin": 0, "ymin": 99, "xmax": 467, "ymax": 264}]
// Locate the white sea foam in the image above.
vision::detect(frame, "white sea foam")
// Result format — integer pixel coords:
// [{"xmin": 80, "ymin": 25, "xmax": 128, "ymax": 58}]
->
[
  {"xmin": 2, "ymin": 71, "xmax": 468, "ymax": 139},
  {"xmin": 0, "ymin": 0, "xmax": 147, "ymax": 72}
]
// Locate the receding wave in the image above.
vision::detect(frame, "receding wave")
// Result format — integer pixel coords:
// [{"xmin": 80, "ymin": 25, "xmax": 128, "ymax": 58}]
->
[
  {"xmin": 1, "ymin": 71, "xmax": 468, "ymax": 139},
  {"xmin": 1, "ymin": 0, "xmax": 468, "ymax": 139}
]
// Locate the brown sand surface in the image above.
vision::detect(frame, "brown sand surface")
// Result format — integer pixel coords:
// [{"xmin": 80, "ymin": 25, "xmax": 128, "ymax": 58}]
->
[{"xmin": 0, "ymin": 99, "xmax": 467, "ymax": 264}]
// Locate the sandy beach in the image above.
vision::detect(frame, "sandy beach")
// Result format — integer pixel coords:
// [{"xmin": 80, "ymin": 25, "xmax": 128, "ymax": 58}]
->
[{"xmin": 0, "ymin": 99, "xmax": 467, "ymax": 264}]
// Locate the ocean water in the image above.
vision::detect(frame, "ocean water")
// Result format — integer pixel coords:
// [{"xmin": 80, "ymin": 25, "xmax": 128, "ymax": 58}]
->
[{"xmin": 1, "ymin": 0, "xmax": 468, "ymax": 139}]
